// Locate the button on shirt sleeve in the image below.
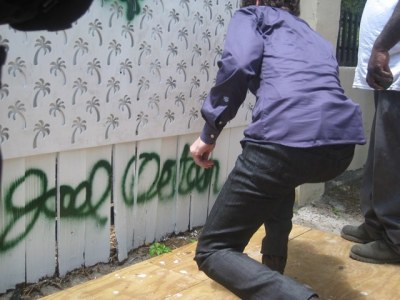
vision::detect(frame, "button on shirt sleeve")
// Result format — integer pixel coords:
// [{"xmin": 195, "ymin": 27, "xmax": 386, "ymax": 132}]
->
[{"xmin": 200, "ymin": 8, "xmax": 264, "ymax": 144}]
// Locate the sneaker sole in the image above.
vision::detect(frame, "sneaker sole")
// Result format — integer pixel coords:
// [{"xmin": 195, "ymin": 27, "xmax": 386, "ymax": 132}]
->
[
  {"xmin": 350, "ymin": 251, "xmax": 400, "ymax": 264},
  {"xmin": 340, "ymin": 231, "xmax": 373, "ymax": 244}
]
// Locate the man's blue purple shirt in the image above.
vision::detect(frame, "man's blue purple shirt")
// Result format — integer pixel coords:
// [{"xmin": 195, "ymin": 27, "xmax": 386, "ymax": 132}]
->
[{"xmin": 200, "ymin": 6, "xmax": 365, "ymax": 147}]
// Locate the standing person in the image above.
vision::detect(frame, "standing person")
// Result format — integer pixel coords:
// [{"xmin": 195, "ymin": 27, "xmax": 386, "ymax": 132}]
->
[
  {"xmin": 341, "ymin": 0, "xmax": 400, "ymax": 264},
  {"xmin": 190, "ymin": 0, "xmax": 366, "ymax": 299}
]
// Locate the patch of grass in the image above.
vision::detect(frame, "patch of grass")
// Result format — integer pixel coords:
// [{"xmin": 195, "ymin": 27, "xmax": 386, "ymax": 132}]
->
[
  {"xmin": 149, "ymin": 242, "xmax": 172, "ymax": 257},
  {"xmin": 331, "ymin": 206, "xmax": 341, "ymax": 217}
]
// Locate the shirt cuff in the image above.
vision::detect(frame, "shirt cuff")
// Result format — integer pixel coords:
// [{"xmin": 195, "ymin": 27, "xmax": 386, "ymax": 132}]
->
[{"xmin": 200, "ymin": 122, "xmax": 221, "ymax": 145}]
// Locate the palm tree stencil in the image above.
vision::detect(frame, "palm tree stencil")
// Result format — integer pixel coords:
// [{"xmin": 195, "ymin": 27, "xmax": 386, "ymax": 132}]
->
[
  {"xmin": 204, "ymin": 0, "xmax": 213, "ymax": 20},
  {"xmin": 72, "ymin": 78, "xmax": 88, "ymax": 105},
  {"xmin": 49, "ymin": 98, "xmax": 66, "ymax": 125},
  {"xmin": 200, "ymin": 61, "xmax": 210, "ymax": 81},
  {"xmin": 178, "ymin": 27, "xmax": 189, "ymax": 49},
  {"xmin": 0, "ymin": 83, "xmax": 9, "ymax": 100},
  {"xmin": 166, "ymin": 43, "xmax": 178, "ymax": 66},
  {"xmin": 150, "ymin": 59, "xmax": 162, "ymax": 82},
  {"xmin": 8, "ymin": 57, "xmax": 26, "ymax": 81},
  {"xmin": 86, "ymin": 97, "xmax": 101, "ymax": 122},
  {"xmin": 176, "ymin": 60, "xmax": 187, "ymax": 82},
  {"xmin": 225, "ymin": 2, "xmax": 234, "ymax": 17},
  {"xmin": 140, "ymin": 5, "xmax": 153, "ymax": 30},
  {"xmin": 105, "ymin": 114, "xmax": 119, "ymax": 139},
  {"xmin": 188, "ymin": 107, "xmax": 199, "ymax": 129},
  {"xmin": 33, "ymin": 36, "xmax": 52, "ymax": 65},
  {"xmin": 153, "ymin": 0, "xmax": 164, "ymax": 11},
  {"xmin": 107, "ymin": 39, "xmax": 122, "ymax": 65},
  {"xmin": 71, "ymin": 117, "xmax": 87, "ymax": 144},
  {"xmin": 8, "ymin": 100, "xmax": 26, "ymax": 129},
  {"xmin": 163, "ymin": 109, "xmax": 175, "ymax": 132},
  {"xmin": 135, "ymin": 111, "xmax": 148, "ymax": 135},
  {"xmin": 193, "ymin": 12, "xmax": 204, "ymax": 34},
  {"xmin": 33, "ymin": 79, "xmax": 51, "ymax": 108},
  {"xmin": 165, "ymin": 76, "xmax": 176, "ymax": 99},
  {"xmin": 191, "ymin": 44, "xmax": 202, "ymax": 66},
  {"xmin": 120, "ymin": 58, "xmax": 133, "ymax": 83},
  {"xmin": 148, "ymin": 93, "xmax": 160, "ymax": 114},
  {"xmin": 109, "ymin": 2, "xmax": 123, "ymax": 27},
  {"xmin": 106, "ymin": 77, "xmax": 120, "ymax": 103},
  {"xmin": 180, "ymin": 0, "xmax": 190, "ymax": 16},
  {"xmin": 215, "ymin": 15, "xmax": 225, "ymax": 35},
  {"xmin": 0, "ymin": 125, "xmax": 9, "ymax": 144},
  {"xmin": 199, "ymin": 91, "xmax": 207, "ymax": 104},
  {"xmin": 137, "ymin": 76, "xmax": 149, "ymax": 100},
  {"xmin": 168, "ymin": 9, "xmax": 180, "ymax": 32},
  {"xmin": 87, "ymin": 58, "xmax": 102, "ymax": 84},
  {"xmin": 214, "ymin": 45, "xmax": 223, "ymax": 66},
  {"xmin": 73, "ymin": 38, "xmax": 89, "ymax": 65},
  {"xmin": 50, "ymin": 58, "xmax": 67, "ymax": 85},
  {"xmin": 119, "ymin": 95, "xmax": 132, "ymax": 119},
  {"xmin": 190, "ymin": 76, "xmax": 200, "ymax": 97},
  {"xmin": 33, "ymin": 120, "xmax": 50, "ymax": 149},
  {"xmin": 202, "ymin": 29, "xmax": 212, "ymax": 50},
  {"xmin": 89, "ymin": 19, "xmax": 103, "ymax": 46},
  {"xmin": 138, "ymin": 41, "xmax": 151, "ymax": 65},
  {"xmin": 175, "ymin": 92, "xmax": 186, "ymax": 114},
  {"xmin": 151, "ymin": 24, "xmax": 163, "ymax": 47},
  {"xmin": 122, "ymin": 23, "xmax": 135, "ymax": 47}
]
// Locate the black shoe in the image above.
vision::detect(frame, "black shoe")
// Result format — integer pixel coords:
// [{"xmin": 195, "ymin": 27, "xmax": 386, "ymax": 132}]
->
[
  {"xmin": 350, "ymin": 240, "xmax": 400, "ymax": 264},
  {"xmin": 262, "ymin": 255, "xmax": 287, "ymax": 274},
  {"xmin": 341, "ymin": 223, "xmax": 377, "ymax": 244}
]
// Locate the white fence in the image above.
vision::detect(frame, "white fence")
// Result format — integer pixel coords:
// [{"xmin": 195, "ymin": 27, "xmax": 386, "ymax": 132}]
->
[{"xmin": 0, "ymin": 128, "xmax": 246, "ymax": 293}]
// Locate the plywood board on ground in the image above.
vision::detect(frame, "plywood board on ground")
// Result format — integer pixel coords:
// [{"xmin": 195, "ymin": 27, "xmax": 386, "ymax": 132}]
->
[{"xmin": 43, "ymin": 224, "xmax": 400, "ymax": 300}]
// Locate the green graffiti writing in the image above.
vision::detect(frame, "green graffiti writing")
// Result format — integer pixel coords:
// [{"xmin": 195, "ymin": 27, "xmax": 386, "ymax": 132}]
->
[
  {"xmin": 0, "ymin": 145, "xmax": 221, "ymax": 253},
  {"xmin": 0, "ymin": 160, "xmax": 111, "ymax": 253},
  {"xmin": 104, "ymin": 0, "xmax": 143, "ymax": 21},
  {"xmin": 122, "ymin": 144, "xmax": 220, "ymax": 205}
]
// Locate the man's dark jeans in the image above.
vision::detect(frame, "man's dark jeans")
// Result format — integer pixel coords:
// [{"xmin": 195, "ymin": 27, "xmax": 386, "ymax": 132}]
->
[{"xmin": 195, "ymin": 142, "xmax": 355, "ymax": 300}]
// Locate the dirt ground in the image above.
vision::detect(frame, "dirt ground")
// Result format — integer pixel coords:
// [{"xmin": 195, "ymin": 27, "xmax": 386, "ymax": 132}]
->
[{"xmin": 0, "ymin": 169, "xmax": 364, "ymax": 300}]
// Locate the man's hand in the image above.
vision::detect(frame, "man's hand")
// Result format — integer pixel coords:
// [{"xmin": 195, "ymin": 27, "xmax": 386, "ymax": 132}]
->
[
  {"xmin": 190, "ymin": 137, "xmax": 215, "ymax": 169},
  {"xmin": 366, "ymin": 48, "xmax": 394, "ymax": 90}
]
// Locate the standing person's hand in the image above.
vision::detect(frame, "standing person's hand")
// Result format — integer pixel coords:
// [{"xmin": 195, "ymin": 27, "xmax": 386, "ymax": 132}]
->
[
  {"xmin": 190, "ymin": 137, "xmax": 215, "ymax": 169},
  {"xmin": 366, "ymin": 48, "xmax": 394, "ymax": 90}
]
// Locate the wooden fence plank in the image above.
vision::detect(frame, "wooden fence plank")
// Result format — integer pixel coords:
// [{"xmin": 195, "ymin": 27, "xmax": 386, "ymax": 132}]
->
[
  {"xmin": 175, "ymin": 134, "xmax": 199, "ymax": 233},
  {"xmin": 155, "ymin": 137, "xmax": 178, "ymax": 241},
  {"xmin": 83, "ymin": 146, "xmax": 112, "ymax": 267},
  {"xmin": 113, "ymin": 142, "xmax": 137, "ymax": 262},
  {"xmin": 57, "ymin": 150, "xmax": 87, "ymax": 276},
  {"xmin": 175, "ymin": 134, "xmax": 197, "ymax": 233},
  {"xmin": 133, "ymin": 139, "xmax": 162, "ymax": 247},
  {"xmin": 0, "ymin": 158, "xmax": 26, "ymax": 293},
  {"xmin": 183, "ymin": 134, "xmax": 209, "ymax": 229},
  {"xmin": 58, "ymin": 147, "xmax": 112, "ymax": 274},
  {"xmin": 25, "ymin": 153, "xmax": 57, "ymax": 283}
]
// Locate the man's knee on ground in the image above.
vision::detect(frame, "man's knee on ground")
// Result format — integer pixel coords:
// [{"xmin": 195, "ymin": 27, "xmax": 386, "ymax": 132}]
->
[{"xmin": 194, "ymin": 250, "xmax": 210, "ymax": 270}]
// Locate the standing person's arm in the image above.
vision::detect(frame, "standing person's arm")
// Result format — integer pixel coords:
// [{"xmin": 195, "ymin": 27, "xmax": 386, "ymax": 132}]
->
[
  {"xmin": 367, "ymin": 1, "xmax": 400, "ymax": 89},
  {"xmin": 190, "ymin": 8, "xmax": 263, "ymax": 168}
]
